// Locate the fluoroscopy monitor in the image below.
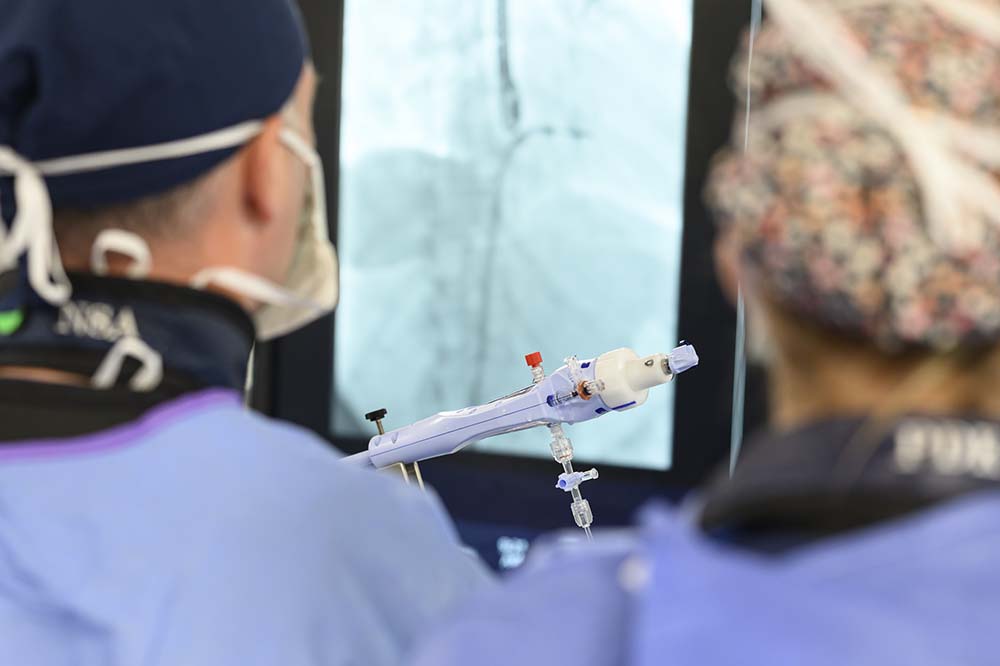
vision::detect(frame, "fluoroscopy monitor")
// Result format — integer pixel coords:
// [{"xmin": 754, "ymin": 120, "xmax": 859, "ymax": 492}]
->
[{"xmin": 333, "ymin": 0, "xmax": 694, "ymax": 472}]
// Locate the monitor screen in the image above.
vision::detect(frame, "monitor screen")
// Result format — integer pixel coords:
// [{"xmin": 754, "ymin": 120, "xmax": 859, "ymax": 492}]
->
[{"xmin": 332, "ymin": 0, "xmax": 694, "ymax": 471}]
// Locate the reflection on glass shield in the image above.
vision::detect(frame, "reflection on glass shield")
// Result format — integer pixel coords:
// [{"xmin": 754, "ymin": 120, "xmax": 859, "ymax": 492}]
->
[
  {"xmin": 731, "ymin": 0, "xmax": 764, "ymax": 476},
  {"xmin": 333, "ymin": 0, "xmax": 694, "ymax": 471}
]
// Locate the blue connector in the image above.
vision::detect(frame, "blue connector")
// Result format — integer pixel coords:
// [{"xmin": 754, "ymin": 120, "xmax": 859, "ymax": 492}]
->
[{"xmin": 556, "ymin": 468, "xmax": 599, "ymax": 492}]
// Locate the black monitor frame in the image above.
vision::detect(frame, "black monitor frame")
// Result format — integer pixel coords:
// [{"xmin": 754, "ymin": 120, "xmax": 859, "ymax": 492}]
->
[{"xmin": 252, "ymin": 0, "xmax": 764, "ymax": 530}]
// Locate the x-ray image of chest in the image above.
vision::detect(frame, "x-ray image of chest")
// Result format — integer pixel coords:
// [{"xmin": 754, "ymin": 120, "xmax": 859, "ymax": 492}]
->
[{"xmin": 333, "ymin": 0, "xmax": 692, "ymax": 470}]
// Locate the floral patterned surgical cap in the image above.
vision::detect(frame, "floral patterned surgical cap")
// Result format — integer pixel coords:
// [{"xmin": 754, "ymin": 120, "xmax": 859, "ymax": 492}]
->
[{"xmin": 707, "ymin": 0, "xmax": 1000, "ymax": 351}]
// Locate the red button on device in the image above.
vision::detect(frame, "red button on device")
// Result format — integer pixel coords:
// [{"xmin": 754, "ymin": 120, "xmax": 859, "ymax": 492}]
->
[{"xmin": 524, "ymin": 352, "xmax": 543, "ymax": 368}]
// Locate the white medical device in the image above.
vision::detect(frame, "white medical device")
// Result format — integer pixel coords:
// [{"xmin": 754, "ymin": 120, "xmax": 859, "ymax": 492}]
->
[{"xmin": 344, "ymin": 345, "xmax": 699, "ymax": 536}]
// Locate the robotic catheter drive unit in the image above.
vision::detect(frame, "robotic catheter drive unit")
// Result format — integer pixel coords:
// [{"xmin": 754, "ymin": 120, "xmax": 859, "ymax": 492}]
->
[{"xmin": 344, "ymin": 345, "xmax": 699, "ymax": 537}]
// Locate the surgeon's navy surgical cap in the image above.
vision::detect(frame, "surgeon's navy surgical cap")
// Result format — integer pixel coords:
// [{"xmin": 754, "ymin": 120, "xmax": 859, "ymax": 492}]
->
[{"xmin": 0, "ymin": 0, "xmax": 308, "ymax": 209}]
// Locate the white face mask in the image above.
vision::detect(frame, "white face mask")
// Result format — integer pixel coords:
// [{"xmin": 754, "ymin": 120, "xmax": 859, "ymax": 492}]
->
[
  {"xmin": 0, "ymin": 119, "xmax": 339, "ymax": 341},
  {"xmin": 190, "ymin": 127, "xmax": 339, "ymax": 340}
]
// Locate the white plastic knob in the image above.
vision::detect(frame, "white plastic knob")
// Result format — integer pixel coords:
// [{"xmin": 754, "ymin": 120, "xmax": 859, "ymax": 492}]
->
[
  {"xmin": 625, "ymin": 353, "xmax": 671, "ymax": 392},
  {"xmin": 594, "ymin": 348, "xmax": 672, "ymax": 411}
]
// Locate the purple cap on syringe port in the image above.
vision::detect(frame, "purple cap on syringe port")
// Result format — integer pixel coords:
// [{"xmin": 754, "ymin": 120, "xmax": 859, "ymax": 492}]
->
[{"xmin": 668, "ymin": 344, "xmax": 699, "ymax": 375}]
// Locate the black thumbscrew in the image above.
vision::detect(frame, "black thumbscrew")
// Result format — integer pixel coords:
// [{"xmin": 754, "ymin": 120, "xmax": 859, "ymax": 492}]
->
[{"xmin": 365, "ymin": 408, "xmax": 388, "ymax": 436}]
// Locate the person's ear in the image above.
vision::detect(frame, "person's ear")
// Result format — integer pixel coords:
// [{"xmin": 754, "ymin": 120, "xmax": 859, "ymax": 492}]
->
[
  {"xmin": 714, "ymin": 226, "xmax": 742, "ymax": 306},
  {"xmin": 242, "ymin": 115, "xmax": 288, "ymax": 227}
]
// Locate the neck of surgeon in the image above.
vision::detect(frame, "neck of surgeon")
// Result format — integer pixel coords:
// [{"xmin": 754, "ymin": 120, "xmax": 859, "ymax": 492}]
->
[{"xmin": 760, "ymin": 298, "xmax": 1000, "ymax": 431}]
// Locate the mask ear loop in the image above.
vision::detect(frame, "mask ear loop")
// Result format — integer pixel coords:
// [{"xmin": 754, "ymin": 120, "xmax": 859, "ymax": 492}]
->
[
  {"xmin": 0, "ymin": 147, "xmax": 72, "ymax": 304},
  {"xmin": 190, "ymin": 266, "xmax": 323, "ymax": 310},
  {"xmin": 92, "ymin": 335, "xmax": 164, "ymax": 392},
  {"xmin": 279, "ymin": 127, "xmax": 329, "ymax": 243},
  {"xmin": 90, "ymin": 229, "xmax": 153, "ymax": 278},
  {"xmin": 86, "ymin": 229, "xmax": 161, "ymax": 391}
]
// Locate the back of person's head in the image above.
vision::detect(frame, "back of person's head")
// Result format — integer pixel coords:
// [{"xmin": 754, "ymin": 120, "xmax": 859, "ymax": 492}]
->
[
  {"xmin": 0, "ymin": 0, "xmax": 337, "ymax": 340},
  {"xmin": 707, "ymin": 0, "xmax": 1000, "ymax": 426}
]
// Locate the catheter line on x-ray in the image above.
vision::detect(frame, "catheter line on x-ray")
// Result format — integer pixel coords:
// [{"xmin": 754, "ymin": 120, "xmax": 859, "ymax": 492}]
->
[{"xmin": 470, "ymin": 0, "xmax": 587, "ymax": 404}]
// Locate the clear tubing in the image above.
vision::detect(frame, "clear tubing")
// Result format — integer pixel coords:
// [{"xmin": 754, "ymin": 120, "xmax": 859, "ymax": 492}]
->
[
  {"xmin": 548, "ymin": 423, "xmax": 574, "ymax": 463},
  {"xmin": 549, "ymin": 391, "xmax": 577, "ymax": 406},
  {"xmin": 570, "ymin": 491, "xmax": 594, "ymax": 540}
]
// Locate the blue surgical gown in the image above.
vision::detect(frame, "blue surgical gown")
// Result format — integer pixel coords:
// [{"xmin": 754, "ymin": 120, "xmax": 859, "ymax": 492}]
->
[
  {"xmin": 411, "ymin": 493, "xmax": 1000, "ymax": 665},
  {"xmin": 0, "ymin": 388, "xmax": 491, "ymax": 665}
]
